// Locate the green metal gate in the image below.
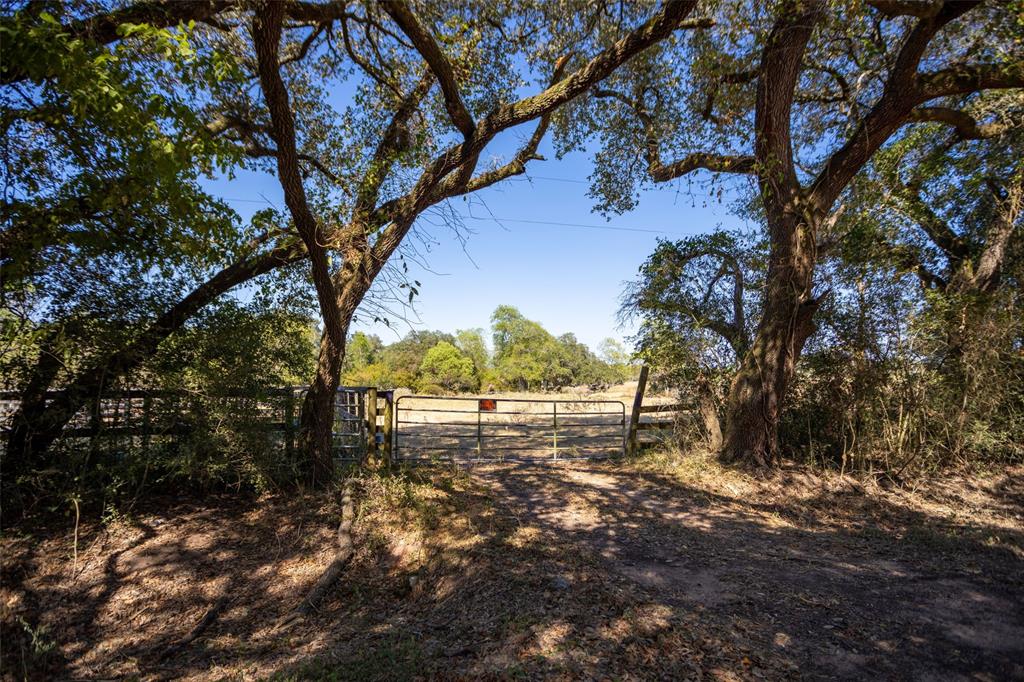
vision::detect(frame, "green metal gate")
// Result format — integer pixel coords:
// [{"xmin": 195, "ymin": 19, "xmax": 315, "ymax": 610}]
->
[{"xmin": 393, "ymin": 395, "xmax": 626, "ymax": 461}]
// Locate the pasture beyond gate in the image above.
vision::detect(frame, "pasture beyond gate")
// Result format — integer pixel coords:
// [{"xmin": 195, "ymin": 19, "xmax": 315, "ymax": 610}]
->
[{"xmin": 393, "ymin": 395, "xmax": 627, "ymax": 461}]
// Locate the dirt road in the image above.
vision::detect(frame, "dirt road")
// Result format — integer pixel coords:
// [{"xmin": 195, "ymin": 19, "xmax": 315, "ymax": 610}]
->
[
  {"xmin": 476, "ymin": 461, "xmax": 1024, "ymax": 680},
  {"xmin": 4, "ymin": 459, "xmax": 1021, "ymax": 680}
]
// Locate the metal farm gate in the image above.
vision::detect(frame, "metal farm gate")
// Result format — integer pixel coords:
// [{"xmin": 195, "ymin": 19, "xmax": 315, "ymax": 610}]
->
[
  {"xmin": 332, "ymin": 388, "xmax": 369, "ymax": 457},
  {"xmin": 393, "ymin": 395, "xmax": 626, "ymax": 461}
]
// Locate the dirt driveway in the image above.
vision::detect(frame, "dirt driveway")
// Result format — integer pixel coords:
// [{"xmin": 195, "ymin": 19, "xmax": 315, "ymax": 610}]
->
[
  {"xmin": 3, "ymin": 459, "xmax": 1021, "ymax": 680},
  {"xmin": 475, "ymin": 461, "xmax": 1024, "ymax": 681}
]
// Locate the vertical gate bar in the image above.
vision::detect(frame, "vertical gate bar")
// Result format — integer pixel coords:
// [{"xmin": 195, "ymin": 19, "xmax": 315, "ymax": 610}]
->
[
  {"xmin": 382, "ymin": 392, "xmax": 393, "ymax": 467},
  {"xmin": 367, "ymin": 387, "xmax": 378, "ymax": 460},
  {"xmin": 285, "ymin": 389, "xmax": 294, "ymax": 458},
  {"xmin": 552, "ymin": 401, "xmax": 558, "ymax": 460},
  {"xmin": 356, "ymin": 390, "xmax": 365, "ymax": 457},
  {"xmin": 620, "ymin": 401, "xmax": 627, "ymax": 457},
  {"xmin": 394, "ymin": 397, "xmax": 401, "ymax": 460},
  {"xmin": 477, "ymin": 405, "xmax": 482, "ymax": 458}
]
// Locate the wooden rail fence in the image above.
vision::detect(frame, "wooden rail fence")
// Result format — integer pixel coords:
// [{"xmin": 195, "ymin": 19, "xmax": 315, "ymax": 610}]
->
[{"xmin": 0, "ymin": 387, "xmax": 395, "ymax": 462}]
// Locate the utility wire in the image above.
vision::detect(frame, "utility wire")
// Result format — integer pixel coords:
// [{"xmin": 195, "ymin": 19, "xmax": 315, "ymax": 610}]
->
[
  {"xmin": 219, "ymin": 196, "xmax": 683, "ymax": 236},
  {"xmin": 459, "ymin": 214, "xmax": 684, "ymax": 236},
  {"xmin": 522, "ymin": 175, "xmax": 588, "ymax": 184},
  {"xmin": 219, "ymin": 173, "xmax": 688, "ymax": 236}
]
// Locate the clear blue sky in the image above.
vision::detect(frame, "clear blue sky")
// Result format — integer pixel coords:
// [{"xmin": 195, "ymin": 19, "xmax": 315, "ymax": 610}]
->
[{"xmin": 206, "ymin": 131, "xmax": 751, "ymax": 352}]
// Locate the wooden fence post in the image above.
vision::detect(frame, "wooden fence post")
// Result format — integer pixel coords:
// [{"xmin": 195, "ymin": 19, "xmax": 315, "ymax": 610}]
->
[
  {"xmin": 284, "ymin": 389, "xmax": 295, "ymax": 458},
  {"xmin": 382, "ymin": 392, "xmax": 394, "ymax": 467},
  {"xmin": 366, "ymin": 387, "xmax": 378, "ymax": 460},
  {"xmin": 627, "ymin": 365, "xmax": 649, "ymax": 457},
  {"xmin": 142, "ymin": 393, "xmax": 152, "ymax": 452}
]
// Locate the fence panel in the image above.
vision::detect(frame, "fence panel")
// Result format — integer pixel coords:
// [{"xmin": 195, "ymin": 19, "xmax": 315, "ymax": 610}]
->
[
  {"xmin": 0, "ymin": 387, "xmax": 374, "ymax": 459},
  {"xmin": 394, "ymin": 395, "xmax": 626, "ymax": 461}
]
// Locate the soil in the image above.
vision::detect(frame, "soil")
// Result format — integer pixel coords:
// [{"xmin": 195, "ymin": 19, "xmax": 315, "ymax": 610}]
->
[
  {"xmin": 2, "ymin": 458, "xmax": 1022, "ymax": 681},
  {"xmin": 477, "ymin": 460, "xmax": 1024, "ymax": 680}
]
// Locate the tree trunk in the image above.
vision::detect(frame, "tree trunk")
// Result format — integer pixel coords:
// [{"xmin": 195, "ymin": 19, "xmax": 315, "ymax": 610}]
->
[
  {"xmin": 253, "ymin": 1, "xmax": 348, "ymax": 486},
  {"xmin": 696, "ymin": 383, "xmax": 723, "ymax": 453},
  {"xmin": 298, "ymin": 319, "xmax": 350, "ymax": 486},
  {"xmin": 3, "ymin": 330, "xmax": 66, "ymax": 481},
  {"xmin": 720, "ymin": 215, "xmax": 821, "ymax": 467}
]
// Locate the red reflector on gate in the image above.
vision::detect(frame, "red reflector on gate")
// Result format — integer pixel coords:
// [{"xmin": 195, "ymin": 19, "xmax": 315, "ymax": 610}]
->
[{"xmin": 478, "ymin": 399, "xmax": 497, "ymax": 412}]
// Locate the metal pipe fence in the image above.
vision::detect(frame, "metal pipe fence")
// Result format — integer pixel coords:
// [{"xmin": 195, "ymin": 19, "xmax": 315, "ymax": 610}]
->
[{"xmin": 394, "ymin": 395, "xmax": 626, "ymax": 461}]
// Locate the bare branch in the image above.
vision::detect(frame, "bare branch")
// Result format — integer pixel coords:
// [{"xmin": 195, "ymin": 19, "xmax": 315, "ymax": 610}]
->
[
  {"xmin": 916, "ymin": 61, "xmax": 1024, "ymax": 101},
  {"xmin": 808, "ymin": 1, "xmax": 980, "ymax": 215},
  {"xmin": 701, "ymin": 68, "xmax": 759, "ymax": 122},
  {"xmin": 336, "ymin": 17, "xmax": 403, "ymax": 98},
  {"xmin": 280, "ymin": 21, "xmax": 327, "ymax": 66},
  {"xmin": 490, "ymin": 0, "xmax": 698, "ymax": 134},
  {"xmin": 593, "ymin": 88, "xmax": 755, "ymax": 181},
  {"xmin": 354, "ymin": 71, "xmax": 434, "ymax": 216},
  {"xmin": 432, "ymin": 55, "xmax": 573, "ymax": 204},
  {"xmin": 252, "ymin": 0, "xmax": 343, "ymax": 347},
  {"xmin": 755, "ymin": 0, "xmax": 825, "ymax": 206},
  {"xmin": 655, "ymin": 153, "xmax": 757, "ymax": 180}
]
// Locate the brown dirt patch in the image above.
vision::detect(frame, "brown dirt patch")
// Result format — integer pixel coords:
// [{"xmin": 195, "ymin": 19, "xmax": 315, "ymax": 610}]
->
[{"xmin": 2, "ymin": 459, "xmax": 1021, "ymax": 680}]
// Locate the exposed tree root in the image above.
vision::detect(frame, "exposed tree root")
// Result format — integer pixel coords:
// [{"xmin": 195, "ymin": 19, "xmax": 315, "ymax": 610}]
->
[
  {"xmin": 275, "ymin": 477, "xmax": 358, "ymax": 631},
  {"xmin": 161, "ymin": 595, "xmax": 229, "ymax": 659}
]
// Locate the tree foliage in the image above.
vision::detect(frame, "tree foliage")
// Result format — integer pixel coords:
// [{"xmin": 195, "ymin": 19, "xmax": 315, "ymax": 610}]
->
[
  {"xmin": 575, "ymin": 0, "xmax": 1023, "ymax": 466},
  {"xmin": 418, "ymin": 341, "xmax": 477, "ymax": 393},
  {"xmin": 625, "ymin": 85, "xmax": 1024, "ymax": 470}
]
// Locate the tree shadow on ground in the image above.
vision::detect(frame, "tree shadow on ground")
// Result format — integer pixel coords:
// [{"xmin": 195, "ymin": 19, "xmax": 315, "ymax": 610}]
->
[{"xmin": 2, "ymin": 460, "xmax": 1021, "ymax": 680}]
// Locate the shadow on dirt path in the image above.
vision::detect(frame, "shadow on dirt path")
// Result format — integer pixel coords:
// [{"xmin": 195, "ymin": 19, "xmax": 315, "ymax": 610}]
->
[
  {"xmin": 473, "ymin": 460, "xmax": 1024, "ymax": 681},
  {"xmin": 4, "ymin": 462, "xmax": 1021, "ymax": 680}
]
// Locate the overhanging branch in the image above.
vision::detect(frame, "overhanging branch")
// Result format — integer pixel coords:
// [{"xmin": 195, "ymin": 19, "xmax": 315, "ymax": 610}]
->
[
  {"xmin": 593, "ymin": 87, "xmax": 755, "ymax": 181},
  {"xmin": 866, "ymin": 0, "xmax": 942, "ymax": 19},
  {"xmin": 380, "ymin": 0, "xmax": 475, "ymax": 139},
  {"xmin": 908, "ymin": 106, "xmax": 1012, "ymax": 139},
  {"xmin": 916, "ymin": 61, "xmax": 1024, "ymax": 101}
]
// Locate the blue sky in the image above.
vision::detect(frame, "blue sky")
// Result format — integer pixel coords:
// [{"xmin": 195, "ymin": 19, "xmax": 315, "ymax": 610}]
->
[{"xmin": 207, "ymin": 131, "xmax": 751, "ymax": 352}]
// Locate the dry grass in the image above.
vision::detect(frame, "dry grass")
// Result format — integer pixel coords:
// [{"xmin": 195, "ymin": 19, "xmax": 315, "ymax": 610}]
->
[
  {"xmin": 624, "ymin": 448, "xmax": 1024, "ymax": 560},
  {"xmin": 2, "ymin": 452, "xmax": 1022, "ymax": 680}
]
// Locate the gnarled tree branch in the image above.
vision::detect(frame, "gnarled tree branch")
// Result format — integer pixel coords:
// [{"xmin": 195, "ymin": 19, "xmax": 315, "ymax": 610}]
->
[
  {"xmin": 593, "ymin": 87, "xmax": 755, "ymax": 181},
  {"xmin": 380, "ymin": 0, "xmax": 475, "ymax": 139},
  {"xmin": 908, "ymin": 106, "xmax": 1013, "ymax": 140},
  {"xmin": 866, "ymin": 0, "xmax": 942, "ymax": 19}
]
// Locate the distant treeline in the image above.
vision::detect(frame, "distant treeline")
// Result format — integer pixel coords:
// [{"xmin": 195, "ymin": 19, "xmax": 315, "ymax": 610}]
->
[{"xmin": 343, "ymin": 305, "xmax": 634, "ymax": 393}]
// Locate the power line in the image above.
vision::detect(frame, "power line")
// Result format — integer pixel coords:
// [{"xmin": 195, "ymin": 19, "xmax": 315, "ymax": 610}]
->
[
  {"xmin": 218, "ymin": 196, "xmax": 682, "ymax": 236},
  {"xmin": 523, "ymin": 175, "xmax": 589, "ymax": 184},
  {"xmin": 458, "ymin": 214, "xmax": 682, "ymax": 236},
  {"xmin": 217, "ymin": 175, "xmax": 590, "ymax": 206}
]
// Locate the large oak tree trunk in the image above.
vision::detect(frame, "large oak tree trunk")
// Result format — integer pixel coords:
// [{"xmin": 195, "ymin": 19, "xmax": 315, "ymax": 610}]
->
[
  {"xmin": 253, "ymin": 1, "xmax": 351, "ymax": 486},
  {"xmin": 718, "ymin": 1, "xmax": 823, "ymax": 468},
  {"xmin": 296, "ymin": 256, "xmax": 377, "ymax": 482},
  {"xmin": 720, "ymin": 215, "xmax": 820, "ymax": 467},
  {"xmin": 298, "ymin": 317, "xmax": 351, "ymax": 486}
]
